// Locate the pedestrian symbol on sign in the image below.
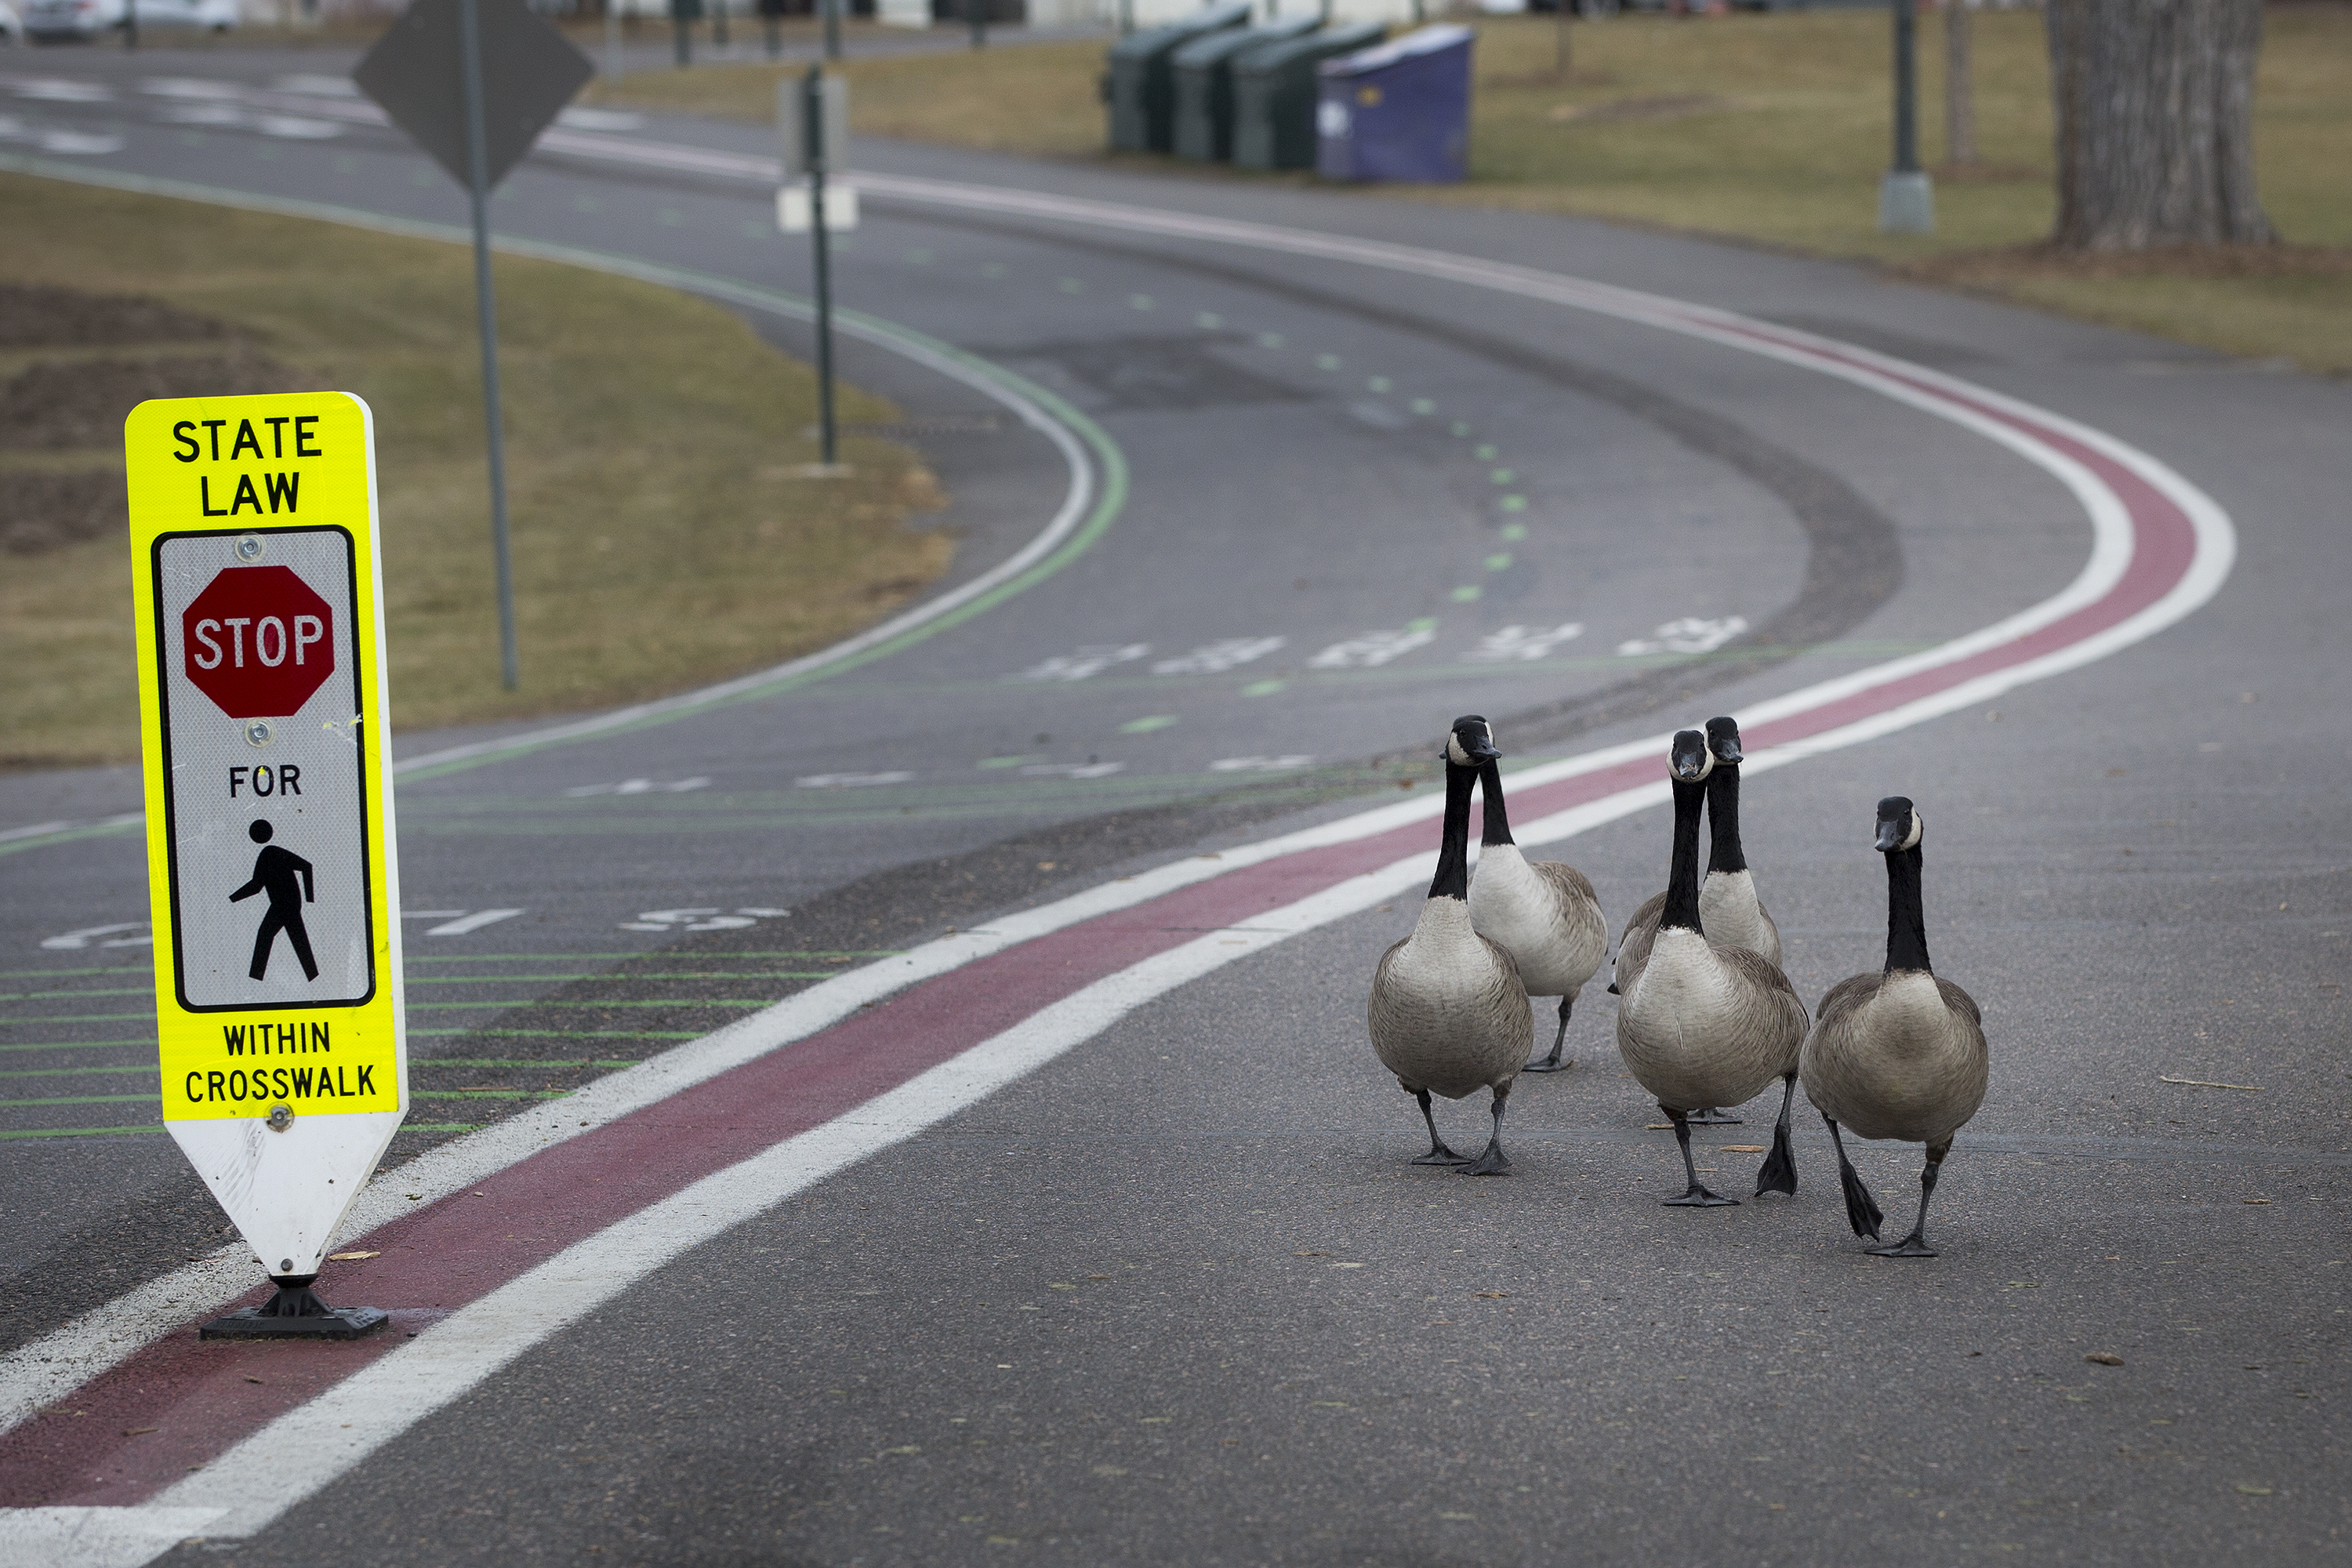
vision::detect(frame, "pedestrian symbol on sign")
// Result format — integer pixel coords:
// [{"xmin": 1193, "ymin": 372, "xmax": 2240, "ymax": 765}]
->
[{"xmin": 230, "ymin": 819, "xmax": 319, "ymax": 982}]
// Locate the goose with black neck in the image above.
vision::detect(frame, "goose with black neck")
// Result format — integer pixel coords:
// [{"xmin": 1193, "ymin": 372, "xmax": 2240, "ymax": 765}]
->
[
  {"xmin": 1802, "ymin": 797, "xmax": 1989, "ymax": 1257},
  {"xmin": 1465, "ymin": 720, "xmax": 1608, "ymax": 1075},
  {"xmin": 1613, "ymin": 729, "xmax": 1809, "ymax": 1207},
  {"xmin": 1367, "ymin": 716, "xmax": 1534, "ymax": 1177}
]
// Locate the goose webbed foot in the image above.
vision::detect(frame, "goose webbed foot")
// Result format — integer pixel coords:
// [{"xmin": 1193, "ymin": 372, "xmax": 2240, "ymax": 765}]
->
[
  {"xmin": 1459, "ymin": 1085, "xmax": 1512, "ymax": 1177},
  {"xmin": 1522, "ymin": 996, "xmax": 1575, "ymax": 1073},
  {"xmin": 1825, "ymin": 1116, "xmax": 1885, "ymax": 1241},
  {"xmin": 1408, "ymin": 1086, "xmax": 1471, "ymax": 1167},
  {"xmin": 1685, "ymin": 1107, "xmax": 1741, "ymax": 1126},
  {"xmin": 1661, "ymin": 1109, "xmax": 1738, "ymax": 1207},
  {"xmin": 1752, "ymin": 1073, "xmax": 1798, "ymax": 1198},
  {"xmin": 1867, "ymin": 1144, "xmax": 1946, "ymax": 1258}
]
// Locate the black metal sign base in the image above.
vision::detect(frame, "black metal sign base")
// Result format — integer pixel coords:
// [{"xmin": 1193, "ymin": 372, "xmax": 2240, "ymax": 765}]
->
[{"xmin": 200, "ymin": 1276, "xmax": 390, "ymax": 1341}]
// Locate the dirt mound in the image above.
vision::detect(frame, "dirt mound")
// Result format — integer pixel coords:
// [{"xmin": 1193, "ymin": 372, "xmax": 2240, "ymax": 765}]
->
[
  {"xmin": 0, "ymin": 349, "xmax": 310, "ymax": 452},
  {"xmin": 0, "ymin": 283, "xmax": 235, "ymax": 349}
]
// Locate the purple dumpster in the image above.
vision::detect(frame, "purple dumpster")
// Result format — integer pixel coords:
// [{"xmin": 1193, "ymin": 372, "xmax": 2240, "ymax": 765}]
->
[{"xmin": 1315, "ymin": 24, "xmax": 1474, "ymax": 185}]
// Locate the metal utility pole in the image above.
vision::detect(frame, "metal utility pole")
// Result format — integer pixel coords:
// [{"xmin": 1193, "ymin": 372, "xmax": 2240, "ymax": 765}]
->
[
  {"xmin": 124, "ymin": 0, "xmax": 138, "ymax": 49},
  {"xmin": 712, "ymin": 0, "xmax": 728, "ymax": 49},
  {"xmin": 822, "ymin": 0, "xmax": 840, "ymax": 60},
  {"xmin": 604, "ymin": 0, "xmax": 623, "ymax": 83},
  {"xmin": 967, "ymin": 0, "xmax": 985, "ymax": 49},
  {"xmin": 672, "ymin": 0, "xmax": 691, "ymax": 66},
  {"xmin": 1877, "ymin": 0, "xmax": 1933, "ymax": 233},
  {"xmin": 457, "ymin": 0, "xmax": 521, "ymax": 690},
  {"xmin": 803, "ymin": 64, "xmax": 839, "ymax": 469},
  {"xmin": 1945, "ymin": 0, "xmax": 1976, "ymax": 167}
]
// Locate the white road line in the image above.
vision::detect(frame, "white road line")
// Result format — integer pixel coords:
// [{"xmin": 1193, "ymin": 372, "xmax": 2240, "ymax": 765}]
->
[{"xmin": 423, "ymin": 910, "xmax": 524, "ymax": 938}]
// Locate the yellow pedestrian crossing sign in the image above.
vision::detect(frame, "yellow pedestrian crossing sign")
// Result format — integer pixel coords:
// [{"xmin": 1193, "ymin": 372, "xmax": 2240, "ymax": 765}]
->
[{"xmin": 125, "ymin": 390, "xmax": 408, "ymax": 1281}]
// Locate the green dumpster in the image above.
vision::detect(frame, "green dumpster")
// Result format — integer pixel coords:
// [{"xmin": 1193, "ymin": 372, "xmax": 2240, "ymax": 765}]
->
[
  {"xmin": 1104, "ymin": 2, "xmax": 1252, "ymax": 154},
  {"xmin": 1232, "ymin": 21, "xmax": 1385, "ymax": 172},
  {"xmin": 1172, "ymin": 16, "xmax": 1319, "ymax": 163}
]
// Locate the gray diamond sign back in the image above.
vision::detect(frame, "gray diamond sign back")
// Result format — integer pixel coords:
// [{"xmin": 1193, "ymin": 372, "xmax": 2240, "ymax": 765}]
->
[{"xmin": 354, "ymin": 0, "xmax": 593, "ymax": 191}]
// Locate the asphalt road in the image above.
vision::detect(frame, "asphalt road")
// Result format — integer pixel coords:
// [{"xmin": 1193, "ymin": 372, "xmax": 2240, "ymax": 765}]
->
[{"xmin": 2, "ymin": 41, "xmax": 2348, "ymax": 1567}]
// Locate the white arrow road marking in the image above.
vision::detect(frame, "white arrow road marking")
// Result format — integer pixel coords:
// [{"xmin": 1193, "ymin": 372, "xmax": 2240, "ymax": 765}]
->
[
  {"xmin": 1308, "ymin": 627, "xmax": 1436, "ymax": 669},
  {"xmin": 1617, "ymin": 615, "xmax": 1749, "ymax": 656},
  {"xmin": 423, "ymin": 910, "xmax": 524, "ymax": 938},
  {"xmin": 1466, "ymin": 622, "xmax": 1585, "ymax": 662},
  {"xmin": 793, "ymin": 771, "xmax": 916, "ymax": 788},
  {"xmin": 38, "ymin": 924, "xmax": 151, "ymax": 952}
]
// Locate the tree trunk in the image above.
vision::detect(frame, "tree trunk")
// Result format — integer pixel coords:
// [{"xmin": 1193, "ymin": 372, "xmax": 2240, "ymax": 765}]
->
[
  {"xmin": 2045, "ymin": 0, "xmax": 2273, "ymax": 250},
  {"xmin": 1944, "ymin": 0, "xmax": 1976, "ymax": 168}
]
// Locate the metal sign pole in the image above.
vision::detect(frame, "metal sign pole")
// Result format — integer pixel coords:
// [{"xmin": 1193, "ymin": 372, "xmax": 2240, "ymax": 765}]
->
[
  {"xmin": 458, "ymin": 0, "xmax": 521, "ymax": 691},
  {"xmin": 1892, "ymin": 0, "xmax": 1918, "ymax": 177},
  {"xmin": 605, "ymin": 0, "xmax": 623, "ymax": 82},
  {"xmin": 804, "ymin": 64, "xmax": 838, "ymax": 470},
  {"xmin": 967, "ymin": 0, "xmax": 984, "ymax": 51},
  {"xmin": 822, "ymin": 0, "xmax": 840, "ymax": 62}
]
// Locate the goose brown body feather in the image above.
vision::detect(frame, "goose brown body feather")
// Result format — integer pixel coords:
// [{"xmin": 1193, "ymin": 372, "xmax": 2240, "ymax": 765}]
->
[
  {"xmin": 1616, "ymin": 928, "xmax": 1809, "ymax": 1114},
  {"xmin": 1370, "ymin": 900, "xmax": 1534, "ymax": 1100},
  {"xmin": 1802, "ymin": 970, "xmax": 1987, "ymax": 1147}
]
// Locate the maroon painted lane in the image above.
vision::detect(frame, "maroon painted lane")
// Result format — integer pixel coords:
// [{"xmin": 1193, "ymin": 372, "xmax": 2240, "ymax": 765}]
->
[{"xmin": 0, "ymin": 394, "xmax": 2201, "ymax": 1504}]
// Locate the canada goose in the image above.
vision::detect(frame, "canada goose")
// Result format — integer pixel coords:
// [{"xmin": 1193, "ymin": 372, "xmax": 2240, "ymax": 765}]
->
[
  {"xmin": 1696, "ymin": 716, "xmax": 1781, "ymax": 969},
  {"xmin": 1614, "ymin": 729, "xmax": 1809, "ymax": 1206},
  {"xmin": 1369, "ymin": 716, "xmax": 1534, "ymax": 1177},
  {"xmin": 1466, "ymin": 730, "xmax": 1608, "ymax": 1075},
  {"xmin": 1802, "ymin": 797, "xmax": 1988, "ymax": 1257},
  {"xmin": 1611, "ymin": 716, "xmax": 1780, "ymax": 1127}
]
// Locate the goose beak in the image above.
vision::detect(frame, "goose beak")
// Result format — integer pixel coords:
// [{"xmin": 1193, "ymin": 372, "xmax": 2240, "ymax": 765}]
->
[
  {"xmin": 1463, "ymin": 735, "xmax": 1500, "ymax": 764},
  {"xmin": 1669, "ymin": 729, "xmax": 1712, "ymax": 782},
  {"xmin": 1874, "ymin": 796, "xmax": 1915, "ymax": 852},
  {"xmin": 1705, "ymin": 717, "xmax": 1744, "ymax": 766}
]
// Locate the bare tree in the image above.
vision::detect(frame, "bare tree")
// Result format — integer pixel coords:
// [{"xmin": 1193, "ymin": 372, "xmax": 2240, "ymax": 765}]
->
[
  {"xmin": 1945, "ymin": 0, "xmax": 1975, "ymax": 168},
  {"xmin": 2045, "ymin": 0, "xmax": 2273, "ymax": 249}
]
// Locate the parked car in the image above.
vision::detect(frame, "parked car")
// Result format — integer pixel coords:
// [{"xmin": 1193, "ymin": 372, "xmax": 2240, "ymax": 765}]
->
[{"xmin": 24, "ymin": 0, "xmax": 238, "ymax": 41}]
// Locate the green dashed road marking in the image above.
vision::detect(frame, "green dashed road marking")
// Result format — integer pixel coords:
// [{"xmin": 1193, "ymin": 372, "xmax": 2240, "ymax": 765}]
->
[
  {"xmin": 0, "ymin": 1093, "xmax": 162, "ymax": 1109},
  {"xmin": 1498, "ymin": 496, "xmax": 1528, "ymax": 513},
  {"xmin": 0, "ymin": 1013, "xmax": 157, "ymax": 1026},
  {"xmin": 1410, "ymin": 398, "xmax": 1436, "ymax": 415},
  {"xmin": 408, "ymin": 971, "xmax": 836, "ymax": 985},
  {"xmin": 1501, "ymin": 523, "xmax": 1529, "ymax": 542},
  {"xmin": 0, "ymin": 988, "xmax": 150, "ymax": 1002},
  {"xmin": 1242, "ymin": 679, "xmax": 1286, "ymax": 697},
  {"xmin": 1, "ymin": 1040, "xmax": 151, "ymax": 1054},
  {"xmin": 1367, "ymin": 376, "xmax": 1390, "ymax": 393},
  {"xmin": 1196, "ymin": 311, "xmax": 1221, "ymax": 328},
  {"xmin": 1118, "ymin": 716, "xmax": 1179, "ymax": 735},
  {"xmin": 0, "ymin": 1064, "xmax": 158, "ymax": 1080},
  {"xmin": 416, "ymin": 1058, "xmax": 643, "ymax": 1069},
  {"xmin": 1450, "ymin": 586, "xmax": 1483, "ymax": 603},
  {"xmin": 0, "ymin": 967, "xmax": 147, "ymax": 979},
  {"xmin": 1257, "ymin": 332, "xmax": 1284, "ymax": 348},
  {"xmin": 414, "ymin": 1090, "xmax": 572, "ymax": 1102},
  {"xmin": 409, "ymin": 999, "xmax": 774, "ymax": 1011},
  {"xmin": 1490, "ymin": 469, "xmax": 1515, "ymax": 485},
  {"xmin": 0, "ymin": 1124, "xmax": 163, "ymax": 1141},
  {"xmin": 1315, "ymin": 354, "xmax": 1341, "ymax": 370},
  {"xmin": 1486, "ymin": 554, "xmax": 1513, "ymax": 572},
  {"xmin": 978, "ymin": 755, "xmax": 1045, "ymax": 769},
  {"xmin": 411, "ymin": 1029, "xmax": 701, "ymax": 1040},
  {"xmin": 406, "ymin": 951, "xmax": 899, "ymax": 962}
]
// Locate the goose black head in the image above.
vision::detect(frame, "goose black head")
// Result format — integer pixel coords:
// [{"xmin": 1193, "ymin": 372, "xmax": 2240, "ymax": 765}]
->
[
  {"xmin": 1875, "ymin": 796, "xmax": 1923, "ymax": 853},
  {"xmin": 1444, "ymin": 715, "xmax": 1501, "ymax": 768},
  {"xmin": 1669, "ymin": 728, "xmax": 1715, "ymax": 783},
  {"xmin": 1704, "ymin": 716, "xmax": 1744, "ymax": 767}
]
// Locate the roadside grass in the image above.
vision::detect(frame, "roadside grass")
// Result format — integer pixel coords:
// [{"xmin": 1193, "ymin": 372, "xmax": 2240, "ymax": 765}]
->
[
  {"xmin": 0, "ymin": 172, "xmax": 949, "ymax": 769},
  {"xmin": 590, "ymin": 8, "xmax": 2352, "ymax": 372}
]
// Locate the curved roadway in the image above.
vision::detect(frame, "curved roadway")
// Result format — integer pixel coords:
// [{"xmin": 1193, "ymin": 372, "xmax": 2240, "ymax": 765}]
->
[{"xmin": 0, "ymin": 44, "xmax": 2347, "ymax": 1566}]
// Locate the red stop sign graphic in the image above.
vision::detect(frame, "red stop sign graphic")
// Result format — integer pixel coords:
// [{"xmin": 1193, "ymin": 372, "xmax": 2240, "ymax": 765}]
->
[{"xmin": 182, "ymin": 565, "xmax": 336, "ymax": 719}]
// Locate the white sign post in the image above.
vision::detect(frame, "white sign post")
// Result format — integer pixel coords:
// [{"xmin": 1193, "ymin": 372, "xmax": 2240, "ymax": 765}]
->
[{"xmin": 125, "ymin": 390, "xmax": 405, "ymax": 1340}]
